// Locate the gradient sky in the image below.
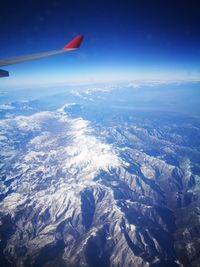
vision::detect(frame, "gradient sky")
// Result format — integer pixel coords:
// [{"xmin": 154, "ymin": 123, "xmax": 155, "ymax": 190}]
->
[{"xmin": 0, "ymin": 0, "xmax": 200, "ymax": 87}]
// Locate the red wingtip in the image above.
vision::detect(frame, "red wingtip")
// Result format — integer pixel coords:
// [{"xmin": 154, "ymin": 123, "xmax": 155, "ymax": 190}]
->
[{"xmin": 63, "ymin": 35, "xmax": 84, "ymax": 50}]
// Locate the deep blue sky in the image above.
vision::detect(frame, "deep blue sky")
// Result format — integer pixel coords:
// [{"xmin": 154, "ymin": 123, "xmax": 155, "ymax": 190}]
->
[{"xmin": 0, "ymin": 0, "xmax": 200, "ymax": 86}]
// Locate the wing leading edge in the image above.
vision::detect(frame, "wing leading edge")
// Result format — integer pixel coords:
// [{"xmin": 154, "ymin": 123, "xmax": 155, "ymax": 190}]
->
[{"xmin": 0, "ymin": 35, "xmax": 84, "ymax": 78}]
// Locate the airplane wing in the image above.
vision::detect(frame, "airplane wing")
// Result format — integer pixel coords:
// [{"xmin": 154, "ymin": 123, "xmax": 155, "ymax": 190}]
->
[{"xmin": 0, "ymin": 35, "xmax": 84, "ymax": 78}]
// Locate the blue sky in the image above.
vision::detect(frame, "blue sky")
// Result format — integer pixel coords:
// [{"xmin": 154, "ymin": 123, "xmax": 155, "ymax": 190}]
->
[{"xmin": 0, "ymin": 0, "xmax": 200, "ymax": 87}]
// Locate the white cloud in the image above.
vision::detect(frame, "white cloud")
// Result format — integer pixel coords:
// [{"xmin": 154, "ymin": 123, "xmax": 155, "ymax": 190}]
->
[{"xmin": 0, "ymin": 104, "xmax": 15, "ymax": 110}]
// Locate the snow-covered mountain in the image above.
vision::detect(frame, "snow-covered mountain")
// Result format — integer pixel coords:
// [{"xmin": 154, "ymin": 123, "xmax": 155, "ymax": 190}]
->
[{"xmin": 0, "ymin": 84, "xmax": 200, "ymax": 267}]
